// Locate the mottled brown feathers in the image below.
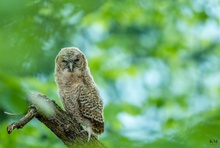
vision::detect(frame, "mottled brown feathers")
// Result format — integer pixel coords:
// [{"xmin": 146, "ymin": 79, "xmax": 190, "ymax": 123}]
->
[{"xmin": 55, "ymin": 47, "xmax": 104, "ymax": 140}]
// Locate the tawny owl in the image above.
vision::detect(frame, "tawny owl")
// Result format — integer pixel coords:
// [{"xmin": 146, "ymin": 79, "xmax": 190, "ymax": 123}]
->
[{"xmin": 54, "ymin": 47, "xmax": 104, "ymax": 141}]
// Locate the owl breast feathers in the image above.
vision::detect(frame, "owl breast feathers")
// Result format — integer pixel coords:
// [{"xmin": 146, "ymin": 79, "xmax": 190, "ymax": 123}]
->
[{"xmin": 54, "ymin": 47, "xmax": 104, "ymax": 141}]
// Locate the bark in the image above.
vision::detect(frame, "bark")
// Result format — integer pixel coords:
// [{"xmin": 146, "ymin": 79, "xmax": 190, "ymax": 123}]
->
[{"xmin": 7, "ymin": 93, "xmax": 106, "ymax": 148}]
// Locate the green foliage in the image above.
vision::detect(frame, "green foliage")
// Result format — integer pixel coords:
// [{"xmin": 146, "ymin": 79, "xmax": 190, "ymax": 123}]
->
[
  {"xmin": 0, "ymin": 72, "xmax": 27, "ymax": 114},
  {"xmin": 1, "ymin": 0, "xmax": 220, "ymax": 147}
]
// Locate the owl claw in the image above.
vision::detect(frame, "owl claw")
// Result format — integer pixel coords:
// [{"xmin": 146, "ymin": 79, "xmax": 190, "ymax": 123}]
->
[{"xmin": 80, "ymin": 126, "xmax": 95, "ymax": 142}]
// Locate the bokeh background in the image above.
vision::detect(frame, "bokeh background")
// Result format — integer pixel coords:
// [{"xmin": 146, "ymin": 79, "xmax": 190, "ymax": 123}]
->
[{"xmin": 1, "ymin": 0, "xmax": 220, "ymax": 148}]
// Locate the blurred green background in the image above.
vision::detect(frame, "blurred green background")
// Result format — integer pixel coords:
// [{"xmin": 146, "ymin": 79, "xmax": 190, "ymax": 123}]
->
[{"xmin": 1, "ymin": 0, "xmax": 220, "ymax": 148}]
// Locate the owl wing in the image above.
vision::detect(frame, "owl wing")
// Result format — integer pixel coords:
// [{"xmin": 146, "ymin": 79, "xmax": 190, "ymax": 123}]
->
[{"xmin": 77, "ymin": 84, "xmax": 104, "ymax": 134}]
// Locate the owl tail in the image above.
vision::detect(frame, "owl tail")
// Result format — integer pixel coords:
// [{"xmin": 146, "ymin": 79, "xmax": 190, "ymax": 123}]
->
[{"xmin": 92, "ymin": 121, "xmax": 104, "ymax": 134}]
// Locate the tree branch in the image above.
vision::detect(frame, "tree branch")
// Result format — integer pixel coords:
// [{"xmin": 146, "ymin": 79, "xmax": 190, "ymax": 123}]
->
[
  {"xmin": 7, "ymin": 107, "xmax": 36, "ymax": 134},
  {"xmin": 7, "ymin": 93, "xmax": 106, "ymax": 148}
]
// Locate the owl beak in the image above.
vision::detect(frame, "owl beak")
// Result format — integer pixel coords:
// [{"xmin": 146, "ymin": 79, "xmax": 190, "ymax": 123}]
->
[{"xmin": 69, "ymin": 62, "xmax": 74, "ymax": 72}]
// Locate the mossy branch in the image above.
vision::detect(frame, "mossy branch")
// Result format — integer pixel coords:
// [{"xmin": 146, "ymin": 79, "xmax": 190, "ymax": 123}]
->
[{"xmin": 7, "ymin": 93, "xmax": 106, "ymax": 148}]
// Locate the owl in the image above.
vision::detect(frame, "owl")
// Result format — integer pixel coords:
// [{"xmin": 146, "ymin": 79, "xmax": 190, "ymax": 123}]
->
[{"xmin": 54, "ymin": 47, "xmax": 104, "ymax": 141}]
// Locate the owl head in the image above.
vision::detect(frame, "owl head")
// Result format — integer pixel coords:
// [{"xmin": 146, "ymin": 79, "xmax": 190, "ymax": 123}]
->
[{"xmin": 55, "ymin": 47, "xmax": 88, "ymax": 74}]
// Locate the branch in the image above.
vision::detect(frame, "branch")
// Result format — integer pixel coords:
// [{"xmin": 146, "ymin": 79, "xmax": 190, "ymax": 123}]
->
[
  {"xmin": 7, "ymin": 93, "xmax": 106, "ymax": 148},
  {"xmin": 7, "ymin": 107, "xmax": 36, "ymax": 134}
]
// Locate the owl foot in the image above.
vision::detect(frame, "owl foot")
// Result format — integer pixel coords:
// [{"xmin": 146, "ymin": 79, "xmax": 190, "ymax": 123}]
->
[{"xmin": 80, "ymin": 126, "xmax": 96, "ymax": 142}]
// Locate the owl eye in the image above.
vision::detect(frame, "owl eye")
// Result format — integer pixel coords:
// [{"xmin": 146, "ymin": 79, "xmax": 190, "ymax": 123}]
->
[
  {"xmin": 62, "ymin": 60, "xmax": 68, "ymax": 63},
  {"xmin": 74, "ymin": 59, "xmax": 79, "ymax": 62}
]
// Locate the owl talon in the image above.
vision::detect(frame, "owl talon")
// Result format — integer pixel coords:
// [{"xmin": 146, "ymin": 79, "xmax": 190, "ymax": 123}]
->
[{"xmin": 80, "ymin": 126, "xmax": 96, "ymax": 142}]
